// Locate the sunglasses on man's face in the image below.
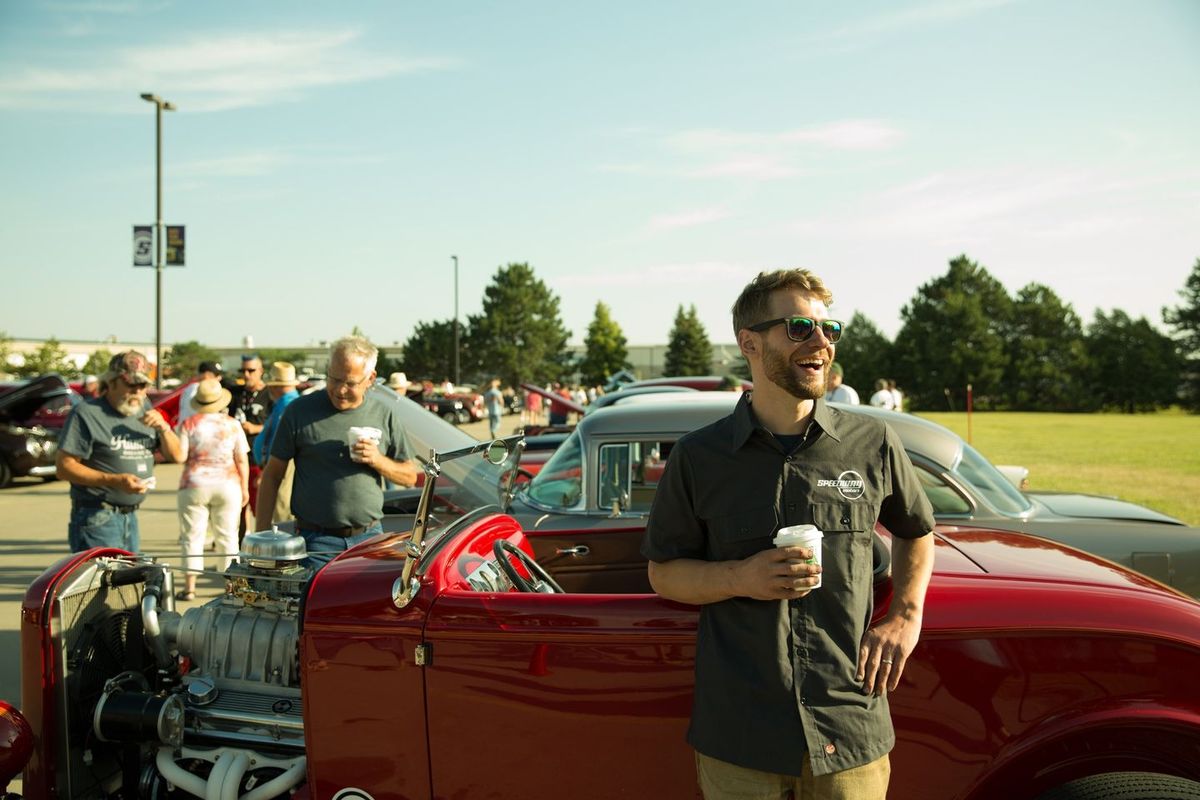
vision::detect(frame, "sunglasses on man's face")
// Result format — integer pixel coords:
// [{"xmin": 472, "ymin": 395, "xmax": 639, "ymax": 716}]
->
[{"xmin": 747, "ymin": 316, "xmax": 844, "ymax": 343}]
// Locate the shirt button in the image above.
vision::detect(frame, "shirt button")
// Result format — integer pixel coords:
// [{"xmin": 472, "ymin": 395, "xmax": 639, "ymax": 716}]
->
[
  {"xmin": 788, "ymin": 504, "xmax": 796, "ymax": 512},
  {"xmin": 785, "ymin": 456, "xmax": 793, "ymax": 463},
  {"xmin": 824, "ymin": 743, "xmax": 837, "ymax": 755},
  {"xmin": 841, "ymin": 516, "xmax": 851, "ymax": 525}
]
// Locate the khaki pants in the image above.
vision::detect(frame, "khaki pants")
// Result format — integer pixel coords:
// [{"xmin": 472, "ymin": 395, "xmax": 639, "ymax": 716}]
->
[
  {"xmin": 272, "ymin": 461, "xmax": 295, "ymax": 525},
  {"xmin": 696, "ymin": 752, "xmax": 890, "ymax": 800}
]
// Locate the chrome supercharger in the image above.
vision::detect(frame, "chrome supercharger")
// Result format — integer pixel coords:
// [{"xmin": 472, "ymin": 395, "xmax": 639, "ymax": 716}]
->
[{"xmin": 52, "ymin": 530, "xmax": 313, "ymax": 800}]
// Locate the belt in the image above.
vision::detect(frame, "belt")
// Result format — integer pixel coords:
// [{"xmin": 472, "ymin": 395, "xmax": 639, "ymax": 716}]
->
[
  {"xmin": 79, "ymin": 500, "xmax": 139, "ymax": 514},
  {"xmin": 295, "ymin": 519, "xmax": 380, "ymax": 538}
]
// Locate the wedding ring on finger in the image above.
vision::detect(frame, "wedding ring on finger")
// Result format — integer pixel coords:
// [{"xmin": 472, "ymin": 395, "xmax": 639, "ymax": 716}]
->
[{"xmin": 881, "ymin": 659, "xmax": 894, "ymax": 664}]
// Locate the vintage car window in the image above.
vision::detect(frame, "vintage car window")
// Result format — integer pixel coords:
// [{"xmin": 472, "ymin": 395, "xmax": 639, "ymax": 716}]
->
[
  {"xmin": 953, "ymin": 443, "xmax": 1033, "ymax": 516},
  {"xmin": 597, "ymin": 443, "xmax": 631, "ymax": 510},
  {"xmin": 596, "ymin": 440, "xmax": 674, "ymax": 512},
  {"xmin": 525, "ymin": 430, "xmax": 584, "ymax": 510},
  {"xmin": 915, "ymin": 465, "xmax": 972, "ymax": 516}
]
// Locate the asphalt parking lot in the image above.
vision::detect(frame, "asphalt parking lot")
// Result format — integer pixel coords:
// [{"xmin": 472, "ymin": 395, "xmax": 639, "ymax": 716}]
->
[{"xmin": 0, "ymin": 413, "xmax": 522, "ymax": 717}]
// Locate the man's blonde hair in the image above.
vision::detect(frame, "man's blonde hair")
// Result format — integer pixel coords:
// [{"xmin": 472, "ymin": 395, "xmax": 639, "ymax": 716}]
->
[
  {"xmin": 330, "ymin": 335, "xmax": 378, "ymax": 374},
  {"xmin": 731, "ymin": 269, "xmax": 834, "ymax": 335}
]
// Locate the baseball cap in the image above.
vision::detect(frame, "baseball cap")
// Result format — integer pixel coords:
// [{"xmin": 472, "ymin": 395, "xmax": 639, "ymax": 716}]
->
[
  {"xmin": 106, "ymin": 351, "xmax": 153, "ymax": 385},
  {"xmin": 197, "ymin": 360, "xmax": 224, "ymax": 375}
]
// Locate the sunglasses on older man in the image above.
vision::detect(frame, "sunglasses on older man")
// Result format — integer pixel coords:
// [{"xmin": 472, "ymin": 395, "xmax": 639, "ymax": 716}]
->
[{"xmin": 747, "ymin": 316, "xmax": 844, "ymax": 343}]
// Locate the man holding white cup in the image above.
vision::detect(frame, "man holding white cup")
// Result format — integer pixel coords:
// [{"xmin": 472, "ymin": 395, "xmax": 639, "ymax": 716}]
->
[
  {"xmin": 256, "ymin": 336, "xmax": 418, "ymax": 567},
  {"xmin": 644, "ymin": 269, "xmax": 935, "ymax": 799}
]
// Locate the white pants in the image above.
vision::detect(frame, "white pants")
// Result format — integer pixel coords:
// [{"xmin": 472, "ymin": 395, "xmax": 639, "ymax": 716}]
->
[{"xmin": 178, "ymin": 482, "xmax": 241, "ymax": 574}]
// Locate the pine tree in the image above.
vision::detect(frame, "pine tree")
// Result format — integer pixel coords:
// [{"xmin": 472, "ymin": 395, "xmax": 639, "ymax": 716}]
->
[
  {"xmin": 1163, "ymin": 258, "xmax": 1200, "ymax": 412},
  {"xmin": 578, "ymin": 302, "xmax": 630, "ymax": 386},
  {"xmin": 465, "ymin": 263, "xmax": 572, "ymax": 386},
  {"xmin": 663, "ymin": 305, "xmax": 713, "ymax": 376}
]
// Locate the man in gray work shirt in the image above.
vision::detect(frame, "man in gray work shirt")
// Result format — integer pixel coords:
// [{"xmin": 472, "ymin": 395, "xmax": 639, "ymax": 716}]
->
[
  {"xmin": 255, "ymin": 336, "xmax": 418, "ymax": 567},
  {"xmin": 643, "ymin": 269, "xmax": 935, "ymax": 800},
  {"xmin": 57, "ymin": 351, "xmax": 184, "ymax": 553}
]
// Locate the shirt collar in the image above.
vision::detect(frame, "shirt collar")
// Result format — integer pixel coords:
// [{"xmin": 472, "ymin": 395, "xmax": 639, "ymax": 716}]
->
[{"xmin": 729, "ymin": 391, "xmax": 843, "ymax": 451}]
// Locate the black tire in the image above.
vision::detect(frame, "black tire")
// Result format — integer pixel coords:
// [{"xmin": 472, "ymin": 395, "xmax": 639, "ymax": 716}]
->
[
  {"xmin": 441, "ymin": 411, "xmax": 458, "ymax": 424},
  {"xmin": 1037, "ymin": 772, "xmax": 1200, "ymax": 800},
  {"xmin": 0, "ymin": 458, "xmax": 12, "ymax": 489}
]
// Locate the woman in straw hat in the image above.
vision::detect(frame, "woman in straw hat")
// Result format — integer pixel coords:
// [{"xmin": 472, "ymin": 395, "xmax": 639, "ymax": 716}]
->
[{"xmin": 175, "ymin": 377, "xmax": 249, "ymax": 600}]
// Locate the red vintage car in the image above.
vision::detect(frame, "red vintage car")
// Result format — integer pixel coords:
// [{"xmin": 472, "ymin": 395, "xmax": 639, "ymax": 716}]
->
[{"xmin": 4, "ymin": 396, "xmax": 1200, "ymax": 800}]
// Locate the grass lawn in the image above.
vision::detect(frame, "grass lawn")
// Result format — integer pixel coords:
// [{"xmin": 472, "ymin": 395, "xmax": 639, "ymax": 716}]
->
[{"xmin": 916, "ymin": 409, "xmax": 1200, "ymax": 526}]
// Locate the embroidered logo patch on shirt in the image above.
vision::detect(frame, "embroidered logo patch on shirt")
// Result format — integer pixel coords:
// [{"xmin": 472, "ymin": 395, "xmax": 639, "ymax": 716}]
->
[{"xmin": 816, "ymin": 470, "xmax": 866, "ymax": 500}]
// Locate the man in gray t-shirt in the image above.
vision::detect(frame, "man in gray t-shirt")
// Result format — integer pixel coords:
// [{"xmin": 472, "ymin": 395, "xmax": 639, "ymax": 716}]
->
[
  {"xmin": 57, "ymin": 351, "xmax": 184, "ymax": 553},
  {"xmin": 255, "ymin": 336, "xmax": 418, "ymax": 567}
]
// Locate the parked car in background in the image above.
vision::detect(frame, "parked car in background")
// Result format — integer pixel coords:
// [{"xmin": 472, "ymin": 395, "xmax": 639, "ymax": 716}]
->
[
  {"xmin": 507, "ymin": 392, "xmax": 1200, "ymax": 597},
  {"xmin": 0, "ymin": 374, "xmax": 76, "ymax": 488},
  {"xmin": 6, "ymin": 392, "xmax": 1200, "ymax": 800}
]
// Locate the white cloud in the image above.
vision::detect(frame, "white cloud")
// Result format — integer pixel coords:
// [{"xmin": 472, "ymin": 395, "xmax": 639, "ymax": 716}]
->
[
  {"xmin": 670, "ymin": 120, "xmax": 903, "ymax": 153},
  {"xmin": 0, "ymin": 29, "xmax": 458, "ymax": 112},
  {"xmin": 807, "ymin": 0, "xmax": 1019, "ymax": 51},
  {"xmin": 647, "ymin": 208, "xmax": 732, "ymax": 231}
]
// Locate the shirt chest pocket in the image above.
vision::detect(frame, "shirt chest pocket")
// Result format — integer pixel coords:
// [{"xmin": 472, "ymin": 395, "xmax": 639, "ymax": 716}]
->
[
  {"xmin": 810, "ymin": 502, "xmax": 877, "ymax": 595},
  {"xmin": 707, "ymin": 505, "xmax": 778, "ymax": 561}
]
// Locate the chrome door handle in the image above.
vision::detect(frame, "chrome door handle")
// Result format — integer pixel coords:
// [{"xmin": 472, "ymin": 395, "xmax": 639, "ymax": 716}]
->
[{"xmin": 555, "ymin": 545, "xmax": 590, "ymax": 557}]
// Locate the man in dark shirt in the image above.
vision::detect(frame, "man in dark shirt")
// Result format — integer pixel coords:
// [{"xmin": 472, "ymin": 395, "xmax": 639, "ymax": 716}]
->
[
  {"xmin": 232, "ymin": 353, "xmax": 272, "ymax": 539},
  {"xmin": 256, "ymin": 336, "xmax": 418, "ymax": 567},
  {"xmin": 56, "ymin": 351, "xmax": 184, "ymax": 553},
  {"xmin": 643, "ymin": 269, "xmax": 935, "ymax": 799}
]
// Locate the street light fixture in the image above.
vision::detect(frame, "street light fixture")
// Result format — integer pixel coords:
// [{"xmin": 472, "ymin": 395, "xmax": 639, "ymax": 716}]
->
[
  {"xmin": 140, "ymin": 93, "xmax": 176, "ymax": 389},
  {"xmin": 451, "ymin": 255, "xmax": 460, "ymax": 387}
]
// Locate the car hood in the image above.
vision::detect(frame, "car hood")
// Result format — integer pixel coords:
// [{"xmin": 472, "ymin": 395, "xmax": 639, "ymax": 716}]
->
[
  {"xmin": 933, "ymin": 524, "xmax": 1181, "ymax": 595},
  {"xmin": 1028, "ymin": 492, "xmax": 1183, "ymax": 525},
  {"xmin": 0, "ymin": 373, "xmax": 69, "ymax": 423}
]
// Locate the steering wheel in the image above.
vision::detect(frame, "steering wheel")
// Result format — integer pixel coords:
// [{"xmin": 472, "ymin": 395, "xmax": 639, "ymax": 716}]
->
[{"xmin": 493, "ymin": 539, "xmax": 564, "ymax": 594}]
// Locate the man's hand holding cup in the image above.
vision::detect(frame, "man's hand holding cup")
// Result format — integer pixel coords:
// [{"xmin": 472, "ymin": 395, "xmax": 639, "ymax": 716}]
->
[{"xmin": 348, "ymin": 426, "xmax": 384, "ymax": 469}]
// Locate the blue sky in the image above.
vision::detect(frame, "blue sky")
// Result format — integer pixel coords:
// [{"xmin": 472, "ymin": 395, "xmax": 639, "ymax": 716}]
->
[{"xmin": 2, "ymin": 0, "xmax": 1198, "ymax": 354}]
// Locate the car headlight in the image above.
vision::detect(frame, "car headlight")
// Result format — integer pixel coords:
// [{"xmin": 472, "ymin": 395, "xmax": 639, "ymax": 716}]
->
[{"xmin": 26, "ymin": 439, "xmax": 45, "ymax": 458}]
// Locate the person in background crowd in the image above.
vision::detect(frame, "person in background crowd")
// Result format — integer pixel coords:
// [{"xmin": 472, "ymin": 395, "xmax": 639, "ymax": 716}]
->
[
  {"xmin": 387, "ymin": 371, "xmax": 412, "ymax": 398},
  {"xmin": 888, "ymin": 379, "xmax": 904, "ymax": 413},
  {"xmin": 256, "ymin": 337, "xmax": 418, "ymax": 568},
  {"xmin": 440, "ymin": 377, "xmax": 455, "ymax": 394},
  {"xmin": 56, "ymin": 351, "xmax": 184, "ymax": 553},
  {"xmin": 231, "ymin": 354, "xmax": 272, "ymax": 541},
  {"xmin": 82, "ymin": 375, "xmax": 101, "ymax": 398},
  {"xmin": 524, "ymin": 387, "xmax": 543, "ymax": 426},
  {"xmin": 644, "ymin": 268, "xmax": 935, "ymax": 799},
  {"xmin": 175, "ymin": 377, "xmax": 248, "ymax": 601},
  {"xmin": 178, "ymin": 361, "xmax": 224, "ymax": 425},
  {"xmin": 548, "ymin": 382, "xmax": 571, "ymax": 426},
  {"xmin": 254, "ymin": 362, "xmax": 301, "ymax": 525},
  {"xmin": 869, "ymin": 378, "xmax": 895, "ymax": 410},
  {"xmin": 827, "ymin": 363, "xmax": 860, "ymax": 405},
  {"xmin": 484, "ymin": 377, "xmax": 504, "ymax": 439}
]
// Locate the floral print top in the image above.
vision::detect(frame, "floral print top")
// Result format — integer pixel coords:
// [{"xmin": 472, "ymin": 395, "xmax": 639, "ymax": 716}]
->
[{"xmin": 178, "ymin": 412, "xmax": 249, "ymax": 489}]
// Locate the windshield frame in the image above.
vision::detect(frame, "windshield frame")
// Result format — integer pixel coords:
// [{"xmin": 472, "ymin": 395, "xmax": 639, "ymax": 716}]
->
[{"xmin": 950, "ymin": 442, "xmax": 1035, "ymax": 517}]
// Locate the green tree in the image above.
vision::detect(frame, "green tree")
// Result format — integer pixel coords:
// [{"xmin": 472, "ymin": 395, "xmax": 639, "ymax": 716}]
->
[
  {"xmin": 577, "ymin": 302, "xmax": 630, "ymax": 386},
  {"xmin": 832, "ymin": 312, "xmax": 893, "ymax": 403},
  {"xmin": 465, "ymin": 263, "xmax": 572, "ymax": 386},
  {"xmin": 1163, "ymin": 257, "xmax": 1200, "ymax": 412},
  {"xmin": 1083, "ymin": 310, "xmax": 1181, "ymax": 413},
  {"xmin": 81, "ymin": 348, "xmax": 114, "ymax": 377},
  {"xmin": 663, "ymin": 304, "xmax": 713, "ymax": 376},
  {"xmin": 257, "ymin": 348, "xmax": 310, "ymax": 368},
  {"xmin": 402, "ymin": 320, "xmax": 462, "ymax": 383},
  {"xmin": 0, "ymin": 331, "xmax": 12, "ymax": 375},
  {"xmin": 15, "ymin": 337, "xmax": 77, "ymax": 377},
  {"xmin": 892, "ymin": 255, "xmax": 1012, "ymax": 411},
  {"xmin": 1004, "ymin": 283, "xmax": 1089, "ymax": 411},
  {"xmin": 163, "ymin": 340, "xmax": 221, "ymax": 380}
]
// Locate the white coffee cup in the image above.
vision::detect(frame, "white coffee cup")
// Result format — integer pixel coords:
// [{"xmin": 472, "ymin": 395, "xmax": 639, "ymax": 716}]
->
[
  {"xmin": 347, "ymin": 426, "xmax": 383, "ymax": 462},
  {"xmin": 773, "ymin": 524, "xmax": 824, "ymax": 588}
]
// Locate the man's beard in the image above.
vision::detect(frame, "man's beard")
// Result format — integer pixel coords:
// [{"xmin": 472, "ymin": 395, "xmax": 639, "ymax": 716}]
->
[
  {"xmin": 117, "ymin": 396, "xmax": 144, "ymax": 417},
  {"xmin": 761, "ymin": 339, "xmax": 826, "ymax": 400}
]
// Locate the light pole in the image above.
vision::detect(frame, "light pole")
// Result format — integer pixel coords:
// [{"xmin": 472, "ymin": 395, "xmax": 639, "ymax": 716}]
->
[
  {"xmin": 451, "ymin": 255, "xmax": 460, "ymax": 387},
  {"xmin": 140, "ymin": 93, "xmax": 175, "ymax": 390}
]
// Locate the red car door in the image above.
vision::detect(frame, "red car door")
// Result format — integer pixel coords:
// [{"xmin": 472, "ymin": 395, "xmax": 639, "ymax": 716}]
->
[{"xmin": 423, "ymin": 589, "xmax": 702, "ymax": 799}]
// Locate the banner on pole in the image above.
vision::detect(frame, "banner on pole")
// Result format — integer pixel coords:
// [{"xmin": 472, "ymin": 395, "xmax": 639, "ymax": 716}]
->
[
  {"xmin": 166, "ymin": 225, "xmax": 185, "ymax": 266},
  {"xmin": 133, "ymin": 225, "xmax": 153, "ymax": 267}
]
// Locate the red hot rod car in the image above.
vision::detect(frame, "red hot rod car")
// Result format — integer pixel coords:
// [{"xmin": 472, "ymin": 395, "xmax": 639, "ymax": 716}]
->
[{"xmin": 4, "ymin": 395, "xmax": 1200, "ymax": 800}]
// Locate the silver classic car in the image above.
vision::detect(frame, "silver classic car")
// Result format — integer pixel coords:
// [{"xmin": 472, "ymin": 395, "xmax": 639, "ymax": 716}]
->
[{"xmin": 505, "ymin": 392, "xmax": 1200, "ymax": 597}]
